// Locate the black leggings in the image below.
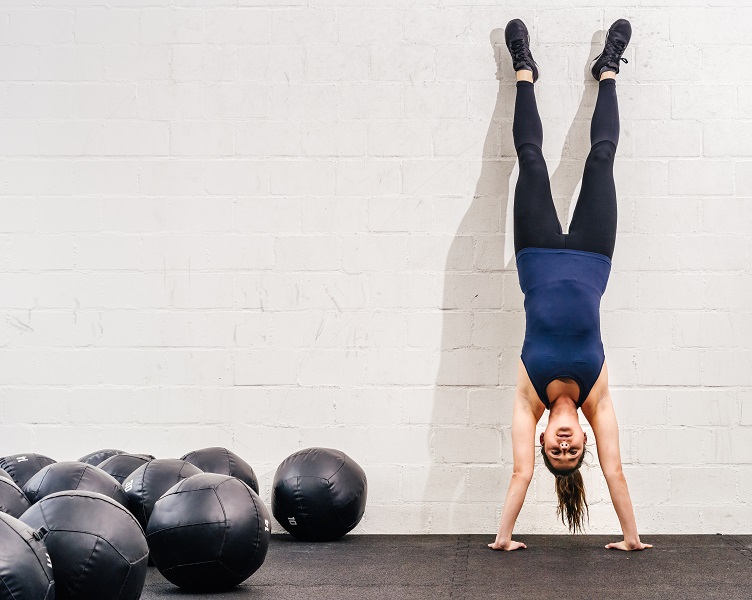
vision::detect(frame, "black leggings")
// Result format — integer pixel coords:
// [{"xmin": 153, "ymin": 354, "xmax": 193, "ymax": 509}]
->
[{"xmin": 513, "ymin": 79, "xmax": 619, "ymax": 260}]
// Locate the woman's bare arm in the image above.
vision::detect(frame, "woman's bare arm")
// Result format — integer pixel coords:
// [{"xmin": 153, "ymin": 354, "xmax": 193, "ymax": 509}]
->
[
  {"xmin": 488, "ymin": 390, "xmax": 537, "ymax": 550},
  {"xmin": 589, "ymin": 389, "xmax": 652, "ymax": 550}
]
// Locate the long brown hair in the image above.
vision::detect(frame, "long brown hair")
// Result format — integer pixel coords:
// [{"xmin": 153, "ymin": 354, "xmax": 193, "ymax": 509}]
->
[{"xmin": 540, "ymin": 445, "xmax": 589, "ymax": 534}]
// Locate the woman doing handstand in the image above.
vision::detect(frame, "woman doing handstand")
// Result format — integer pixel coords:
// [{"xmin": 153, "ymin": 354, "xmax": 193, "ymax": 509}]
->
[{"xmin": 488, "ymin": 18, "xmax": 652, "ymax": 552}]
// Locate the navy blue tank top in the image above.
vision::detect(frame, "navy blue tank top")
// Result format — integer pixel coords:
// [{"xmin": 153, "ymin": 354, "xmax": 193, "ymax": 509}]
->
[{"xmin": 516, "ymin": 247, "xmax": 611, "ymax": 409}]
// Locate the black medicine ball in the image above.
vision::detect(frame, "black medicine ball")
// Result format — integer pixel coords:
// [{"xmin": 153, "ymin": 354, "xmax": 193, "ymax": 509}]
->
[
  {"xmin": 124, "ymin": 458, "xmax": 202, "ymax": 530},
  {"xmin": 147, "ymin": 473, "xmax": 270, "ymax": 592},
  {"xmin": 20, "ymin": 491, "xmax": 148, "ymax": 600},
  {"xmin": 77, "ymin": 448, "xmax": 124, "ymax": 466},
  {"xmin": 0, "ymin": 512, "xmax": 54, "ymax": 600},
  {"xmin": 0, "ymin": 476, "xmax": 31, "ymax": 518},
  {"xmin": 180, "ymin": 446, "xmax": 259, "ymax": 493},
  {"xmin": 273, "ymin": 447, "xmax": 367, "ymax": 542},
  {"xmin": 0, "ymin": 454, "xmax": 56, "ymax": 488},
  {"xmin": 23, "ymin": 461, "xmax": 128, "ymax": 507},
  {"xmin": 97, "ymin": 453, "xmax": 152, "ymax": 484}
]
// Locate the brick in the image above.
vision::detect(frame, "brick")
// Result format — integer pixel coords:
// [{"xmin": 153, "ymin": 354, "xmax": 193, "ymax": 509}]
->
[
  {"xmin": 701, "ymin": 350, "xmax": 752, "ymax": 387},
  {"xmin": 636, "ymin": 429, "xmax": 713, "ymax": 464},
  {"xmin": 0, "ymin": 47, "xmax": 38, "ymax": 81},
  {"xmin": 670, "ymin": 465, "xmax": 736, "ymax": 505},
  {"xmin": 404, "ymin": 83, "xmax": 468, "ymax": 119},
  {"xmin": 338, "ymin": 9, "xmax": 401, "ymax": 45},
  {"xmin": 432, "ymin": 427, "xmax": 501, "ymax": 464},
  {"xmin": 336, "ymin": 159, "xmax": 400, "ymax": 196},
  {"xmin": 75, "ymin": 8, "xmax": 138, "ymax": 43},
  {"xmin": 205, "ymin": 84, "xmax": 268, "ymax": 118},
  {"xmin": 9, "ymin": 9, "xmax": 73, "ymax": 43},
  {"xmin": 271, "ymin": 8, "xmax": 335, "ymax": 44},
  {"xmin": 667, "ymin": 389, "xmax": 739, "ymax": 427},
  {"xmin": 371, "ymin": 46, "xmax": 435, "ymax": 81},
  {"xmin": 205, "ymin": 9, "xmax": 270, "ymax": 44},
  {"xmin": 276, "ymin": 235, "xmax": 342, "ymax": 271},
  {"xmin": 633, "ymin": 197, "xmax": 701, "ymax": 234},
  {"xmin": 635, "ymin": 349, "xmax": 701, "ymax": 386},
  {"xmin": 172, "ymin": 46, "xmax": 235, "ymax": 82},
  {"xmin": 338, "ymin": 84, "xmax": 402, "ymax": 120},
  {"xmin": 139, "ymin": 9, "xmax": 204, "ymax": 44},
  {"xmin": 301, "ymin": 122, "xmax": 366, "ymax": 157},
  {"xmin": 672, "ymin": 84, "xmax": 736, "ymax": 120},
  {"xmin": 39, "ymin": 46, "xmax": 102, "ymax": 82},
  {"xmin": 342, "ymin": 235, "xmax": 408, "ymax": 272},
  {"xmin": 632, "ymin": 120, "xmax": 702, "ymax": 158},
  {"xmin": 402, "ymin": 160, "xmax": 468, "ymax": 196},
  {"xmin": 306, "ymin": 46, "xmax": 369, "ymax": 82},
  {"xmin": 105, "ymin": 46, "xmax": 169, "ymax": 81},
  {"xmin": 72, "ymin": 84, "xmax": 138, "ymax": 119},
  {"xmin": 170, "ymin": 121, "xmax": 234, "ymax": 156},
  {"xmin": 4, "ymin": 83, "xmax": 71, "ymax": 118}
]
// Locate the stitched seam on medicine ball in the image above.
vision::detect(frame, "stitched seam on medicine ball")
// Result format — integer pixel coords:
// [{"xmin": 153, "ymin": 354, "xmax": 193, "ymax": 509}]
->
[
  {"xmin": 29, "ymin": 466, "xmax": 53, "ymax": 502},
  {"xmin": 146, "ymin": 521, "xmax": 223, "ymax": 536},
  {"xmin": 244, "ymin": 477, "xmax": 263, "ymax": 565},
  {"xmin": 69, "ymin": 535, "xmax": 100, "ymax": 598},
  {"xmin": 326, "ymin": 452, "xmax": 347, "ymax": 482},
  {"xmin": 224, "ymin": 448, "xmax": 233, "ymax": 475},
  {"xmin": 0, "ymin": 575, "xmax": 21, "ymax": 600},
  {"xmin": 73, "ymin": 465, "xmax": 88, "ymax": 491},
  {"xmin": 161, "ymin": 558, "xmax": 223, "ymax": 574},
  {"xmin": 326, "ymin": 478, "xmax": 350, "ymax": 530},
  {"xmin": 101, "ymin": 530, "xmax": 148, "ymax": 564},
  {"xmin": 212, "ymin": 483, "xmax": 230, "ymax": 561},
  {"xmin": 115, "ymin": 563, "xmax": 134, "ymax": 599},
  {"xmin": 136, "ymin": 463, "xmax": 152, "ymax": 526},
  {"xmin": 294, "ymin": 476, "xmax": 305, "ymax": 527}
]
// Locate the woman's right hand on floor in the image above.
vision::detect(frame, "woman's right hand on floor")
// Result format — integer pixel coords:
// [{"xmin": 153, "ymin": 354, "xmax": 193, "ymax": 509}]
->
[{"xmin": 488, "ymin": 537, "xmax": 527, "ymax": 551}]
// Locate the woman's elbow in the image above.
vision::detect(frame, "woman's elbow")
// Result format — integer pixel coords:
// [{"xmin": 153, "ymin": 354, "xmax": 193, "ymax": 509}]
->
[
  {"xmin": 602, "ymin": 466, "xmax": 624, "ymax": 481},
  {"xmin": 512, "ymin": 469, "xmax": 533, "ymax": 484}
]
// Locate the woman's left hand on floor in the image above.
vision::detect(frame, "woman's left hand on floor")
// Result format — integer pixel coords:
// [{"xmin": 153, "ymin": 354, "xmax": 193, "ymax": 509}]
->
[{"xmin": 605, "ymin": 540, "xmax": 653, "ymax": 551}]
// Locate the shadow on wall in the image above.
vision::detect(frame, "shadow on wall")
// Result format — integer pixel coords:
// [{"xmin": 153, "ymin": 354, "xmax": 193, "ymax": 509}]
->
[{"xmin": 423, "ymin": 30, "xmax": 604, "ymax": 533}]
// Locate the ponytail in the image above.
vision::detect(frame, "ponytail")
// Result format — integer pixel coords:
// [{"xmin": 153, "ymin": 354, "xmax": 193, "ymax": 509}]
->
[{"xmin": 540, "ymin": 446, "xmax": 589, "ymax": 534}]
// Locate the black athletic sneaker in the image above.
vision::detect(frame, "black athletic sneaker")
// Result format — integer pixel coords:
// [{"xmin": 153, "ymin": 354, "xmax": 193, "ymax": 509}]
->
[
  {"xmin": 505, "ymin": 19, "xmax": 539, "ymax": 82},
  {"xmin": 590, "ymin": 19, "xmax": 632, "ymax": 80}
]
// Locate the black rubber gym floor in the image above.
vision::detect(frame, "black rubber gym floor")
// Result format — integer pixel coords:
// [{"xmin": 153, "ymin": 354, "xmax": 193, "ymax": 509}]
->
[{"xmin": 142, "ymin": 534, "xmax": 752, "ymax": 599}]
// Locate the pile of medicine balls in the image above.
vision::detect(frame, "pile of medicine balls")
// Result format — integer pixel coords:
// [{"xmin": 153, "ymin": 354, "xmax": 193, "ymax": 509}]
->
[{"xmin": 0, "ymin": 446, "xmax": 367, "ymax": 599}]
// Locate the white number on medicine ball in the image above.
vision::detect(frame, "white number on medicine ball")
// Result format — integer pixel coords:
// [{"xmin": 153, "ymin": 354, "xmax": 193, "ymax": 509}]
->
[
  {"xmin": 17, "ymin": 456, "xmax": 28, "ymax": 462},
  {"xmin": 46, "ymin": 553, "xmax": 52, "ymax": 568},
  {"xmin": 124, "ymin": 480, "xmax": 133, "ymax": 492}
]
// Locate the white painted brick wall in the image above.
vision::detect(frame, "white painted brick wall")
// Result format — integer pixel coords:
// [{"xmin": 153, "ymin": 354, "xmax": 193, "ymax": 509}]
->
[{"xmin": 0, "ymin": 0, "xmax": 751, "ymax": 536}]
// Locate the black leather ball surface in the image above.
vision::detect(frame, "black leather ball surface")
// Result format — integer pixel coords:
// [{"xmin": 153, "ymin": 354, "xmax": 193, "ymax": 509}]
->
[
  {"xmin": 97, "ymin": 454, "xmax": 152, "ymax": 485},
  {"xmin": 0, "ymin": 476, "xmax": 31, "ymax": 518},
  {"xmin": 272, "ymin": 447, "xmax": 367, "ymax": 542},
  {"xmin": 0, "ymin": 454, "xmax": 56, "ymax": 488},
  {"xmin": 180, "ymin": 447, "xmax": 259, "ymax": 493},
  {"xmin": 22, "ymin": 461, "xmax": 127, "ymax": 507},
  {"xmin": 19, "ymin": 490, "xmax": 148, "ymax": 600},
  {"xmin": 0, "ymin": 512, "xmax": 55, "ymax": 600},
  {"xmin": 124, "ymin": 458, "xmax": 202, "ymax": 530},
  {"xmin": 77, "ymin": 449, "xmax": 124, "ymax": 466},
  {"xmin": 146, "ymin": 473, "xmax": 270, "ymax": 592}
]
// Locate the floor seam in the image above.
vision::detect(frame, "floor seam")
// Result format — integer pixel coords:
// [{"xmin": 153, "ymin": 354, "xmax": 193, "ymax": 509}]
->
[{"xmin": 449, "ymin": 534, "xmax": 470, "ymax": 599}]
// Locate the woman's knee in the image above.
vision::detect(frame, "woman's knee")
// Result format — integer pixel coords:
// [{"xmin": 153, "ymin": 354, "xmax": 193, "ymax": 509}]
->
[
  {"xmin": 586, "ymin": 140, "xmax": 616, "ymax": 166},
  {"xmin": 517, "ymin": 143, "xmax": 547, "ymax": 172}
]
